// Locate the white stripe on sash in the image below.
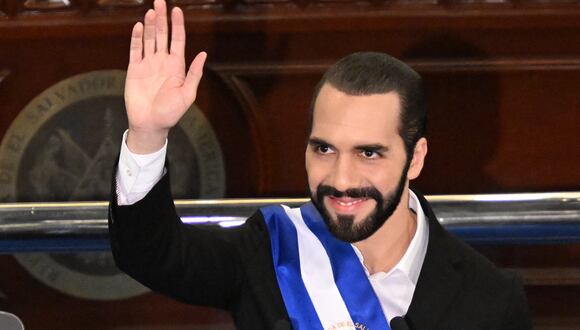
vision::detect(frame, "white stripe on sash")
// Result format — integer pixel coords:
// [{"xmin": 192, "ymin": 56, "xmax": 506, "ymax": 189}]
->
[{"xmin": 282, "ymin": 206, "xmax": 354, "ymax": 329}]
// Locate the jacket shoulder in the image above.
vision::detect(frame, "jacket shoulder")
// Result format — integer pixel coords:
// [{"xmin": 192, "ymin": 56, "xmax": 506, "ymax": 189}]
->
[{"xmin": 442, "ymin": 230, "xmax": 532, "ymax": 329}]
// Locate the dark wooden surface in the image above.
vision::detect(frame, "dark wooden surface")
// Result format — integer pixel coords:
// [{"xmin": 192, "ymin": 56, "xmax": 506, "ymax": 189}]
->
[{"xmin": 1, "ymin": 1, "xmax": 579, "ymax": 328}]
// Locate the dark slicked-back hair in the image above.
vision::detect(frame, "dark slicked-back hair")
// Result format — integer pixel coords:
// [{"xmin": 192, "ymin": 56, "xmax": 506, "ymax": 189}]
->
[{"xmin": 310, "ymin": 52, "xmax": 426, "ymax": 158}]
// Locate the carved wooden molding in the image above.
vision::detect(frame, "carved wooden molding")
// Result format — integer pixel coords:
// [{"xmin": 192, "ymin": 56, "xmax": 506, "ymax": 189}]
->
[
  {"xmin": 23, "ymin": 0, "xmax": 71, "ymax": 10},
  {"xmin": 212, "ymin": 57, "xmax": 580, "ymax": 76},
  {"xmin": 511, "ymin": 267, "xmax": 580, "ymax": 286},
  {"xmin": 1, "ymin": 3, "xmax": 580, "ymax": 40},
  {"xmin": 1, "ymin": 0, "xmax": 580, "ymax": 19},
  {"xmin": 410, "ymin": 58, "xmax": 580, "ymax": 73},
  {"xmin": 97, "ymin": 0, "xmax": 144, "ymax": 7},
  {"xmin": 210, "ymin": 68, "xmax": 274, "ymax": 192}
]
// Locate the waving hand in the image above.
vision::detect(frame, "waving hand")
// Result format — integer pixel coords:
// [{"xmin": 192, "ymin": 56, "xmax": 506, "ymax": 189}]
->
[{"xmin": 124, "ymin": 0, "xmax": 206, "ymax": 153}]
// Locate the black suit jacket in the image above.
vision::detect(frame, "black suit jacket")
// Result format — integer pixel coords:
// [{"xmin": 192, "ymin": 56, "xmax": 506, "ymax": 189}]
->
[{"xmin": 109, "ymin": 173, "xmax": 532, "ymax": 330}]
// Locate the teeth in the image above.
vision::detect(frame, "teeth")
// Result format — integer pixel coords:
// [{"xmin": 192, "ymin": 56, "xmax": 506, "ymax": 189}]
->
[{"xmin": 336, "ymin": 199, "xmax": 364, "ymax": 206}]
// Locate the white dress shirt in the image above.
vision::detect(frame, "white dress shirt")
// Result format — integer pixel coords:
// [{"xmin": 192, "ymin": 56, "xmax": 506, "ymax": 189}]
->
[
  {"xmin": 115, "ymin": 130, "xmax": 429, "ymax": 321},
  {"xmin": 352, "ymin": 190, "xmax": 429, "ymax": 320}
]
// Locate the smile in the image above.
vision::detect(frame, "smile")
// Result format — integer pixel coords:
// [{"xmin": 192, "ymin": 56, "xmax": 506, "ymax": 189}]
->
[{"xmin": 327, "ymin": 197, "xmax": 371, "ymax": 213}]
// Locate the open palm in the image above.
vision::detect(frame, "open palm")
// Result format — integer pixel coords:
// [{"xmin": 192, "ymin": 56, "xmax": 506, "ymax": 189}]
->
[{"xmin": 124, "ymin": 0, "xmax": 206, "ymax": 153}]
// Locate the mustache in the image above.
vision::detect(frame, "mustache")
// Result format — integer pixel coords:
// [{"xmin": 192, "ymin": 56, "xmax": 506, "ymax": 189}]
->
[{"xmin": 316, "ymin": 184, "xmax": 383, "ymax": 201}]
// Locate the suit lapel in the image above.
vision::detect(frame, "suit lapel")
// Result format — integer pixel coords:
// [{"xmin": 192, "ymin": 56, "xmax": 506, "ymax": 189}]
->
[{"xmin": 405, "ymin": 193, "xmax": 464, "ymax": 329}]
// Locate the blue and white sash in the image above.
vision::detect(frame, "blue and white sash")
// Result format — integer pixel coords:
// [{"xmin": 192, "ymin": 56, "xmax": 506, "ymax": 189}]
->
[{"xmin": 261, "ymin": 202, "xmax": 390, "ymax": 330}]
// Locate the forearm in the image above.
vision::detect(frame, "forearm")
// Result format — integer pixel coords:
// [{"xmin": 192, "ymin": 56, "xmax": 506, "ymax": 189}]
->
[
  {"xmin": 110, "ymin": 169, "xmax": 242, "ymax": 309},
  {"xmin": 110, "ymin": 172, "xmax": 182, "ymax": 288}
]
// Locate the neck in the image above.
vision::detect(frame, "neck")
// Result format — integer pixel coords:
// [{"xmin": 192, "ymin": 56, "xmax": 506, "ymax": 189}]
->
[{"xmin": 353, "ymin": 189, "xmax": 417, "ymax": 275}]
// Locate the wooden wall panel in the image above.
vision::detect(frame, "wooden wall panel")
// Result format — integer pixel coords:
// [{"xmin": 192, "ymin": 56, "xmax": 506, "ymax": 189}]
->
[
  {"xmin": 210, "ymin": 59, "xmax": 580, "ymax": 195},
  {"xmin": 416, "ymin": 60, "xmax": 580, "ymax": 193}
]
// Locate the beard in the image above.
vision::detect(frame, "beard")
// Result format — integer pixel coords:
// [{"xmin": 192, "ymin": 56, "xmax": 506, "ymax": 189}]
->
[{"xmin": 310, "ymin": 160, "xmax": 410, "ymax": 243}]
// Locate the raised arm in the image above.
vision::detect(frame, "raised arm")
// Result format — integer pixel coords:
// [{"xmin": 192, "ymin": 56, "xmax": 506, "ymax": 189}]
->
[
  {"xmin": 112, "ymin": 3, "xmax": 244, "ymax": 308},
  {"xmin": 124, "ymin": 0, "xmax": 206, "ymax": 154}
]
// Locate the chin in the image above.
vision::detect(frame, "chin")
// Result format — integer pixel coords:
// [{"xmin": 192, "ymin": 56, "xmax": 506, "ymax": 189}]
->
[
  {"xmin": 315, "ymin": 196, "xmax": 396, "ymax": 243},
  {"xmin": 331, "ymin": 212, "xmax": 369, "ymax": 227}
]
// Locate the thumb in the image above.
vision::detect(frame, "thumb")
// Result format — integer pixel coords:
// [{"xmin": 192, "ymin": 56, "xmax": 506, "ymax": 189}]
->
[{"xmin": 182, "ymin": 51, "xmax": 207, "ymax": 105}]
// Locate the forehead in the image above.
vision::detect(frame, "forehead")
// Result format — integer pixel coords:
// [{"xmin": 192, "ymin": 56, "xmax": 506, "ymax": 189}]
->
[{"xmin": 311, "ymin": 84, "xmax": 401, "ymax": 144}]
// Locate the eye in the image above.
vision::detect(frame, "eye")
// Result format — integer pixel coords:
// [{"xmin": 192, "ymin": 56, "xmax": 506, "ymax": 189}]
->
[
  {"xmin": 315, "ymin": 144, "xmax": 334, "ymax": 155},
  {"xmin": 360, "ymin": 150, "xmax": 380, "ymax": 159}
]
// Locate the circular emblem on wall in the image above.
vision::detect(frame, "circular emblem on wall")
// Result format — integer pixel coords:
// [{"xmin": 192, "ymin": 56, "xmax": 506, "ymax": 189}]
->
[{"xmin": 0, "ymin": 70, "xmax": 226, "ymax": 300}]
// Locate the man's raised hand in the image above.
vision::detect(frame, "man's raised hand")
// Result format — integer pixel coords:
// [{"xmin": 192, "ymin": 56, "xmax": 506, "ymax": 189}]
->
[{"xmin": 124, "ymin": 0, "xmax": 206, "ymax": 154}]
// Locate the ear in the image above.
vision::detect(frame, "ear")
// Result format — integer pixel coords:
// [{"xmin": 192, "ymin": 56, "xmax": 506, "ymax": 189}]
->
[{"xmin": 407, "ymin": 137, "xmax": 428, "ymax": 181}]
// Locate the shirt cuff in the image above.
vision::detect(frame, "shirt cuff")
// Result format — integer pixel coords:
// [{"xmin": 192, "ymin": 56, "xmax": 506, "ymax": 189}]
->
[{"xmin": 116, "ymin": 130, "xmax": 167, "ymax": 205}]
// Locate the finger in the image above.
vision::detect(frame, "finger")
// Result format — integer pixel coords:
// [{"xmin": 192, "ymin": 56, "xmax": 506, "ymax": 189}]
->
[
  {"xmin": 143, "ymin": 9, "xmax": 156, "ymax": 57},
  {"xmin": 154, "ymin": 0, "xmax": 168, "ymax": 53},
  {"xmin": 182, "ymin": 52, "xmax": 207, "ymax": 104},
  {"xmin": 170, "ymin": 7, "xmax": 185, "ymax": 57},
  {"xmin": 129, "ymin": 22, "xmax": 144, "ymax": 64}
]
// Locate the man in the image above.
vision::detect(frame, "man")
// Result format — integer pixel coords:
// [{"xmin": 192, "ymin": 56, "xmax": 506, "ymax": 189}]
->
[{"xmin": 109, "ymin": 0, "xmax": 532, "ymax": 328}]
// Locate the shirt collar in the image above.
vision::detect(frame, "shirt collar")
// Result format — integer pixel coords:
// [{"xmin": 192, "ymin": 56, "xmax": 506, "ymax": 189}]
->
[
  {"xmin": 352, "ymin": 189, "xmax": 429, "ymax": 285},
  {"xmin": 397, "ymin": 189, "xmax": 429, "ymax": 285}
]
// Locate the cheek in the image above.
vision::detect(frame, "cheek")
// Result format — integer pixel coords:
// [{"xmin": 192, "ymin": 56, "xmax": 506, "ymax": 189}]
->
[
  {"xmin": 305, "ymin": 154, "xmax": 325, "ymax": 191},
  {"xmin": 365, "ymin": 165, "xmax": 401, "ymax": 193}
]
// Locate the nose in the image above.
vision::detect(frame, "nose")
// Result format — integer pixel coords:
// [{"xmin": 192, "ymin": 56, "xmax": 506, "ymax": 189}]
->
[{"xmin": 328, "ymin": 155, "xmax": 358, "ymax": 192}]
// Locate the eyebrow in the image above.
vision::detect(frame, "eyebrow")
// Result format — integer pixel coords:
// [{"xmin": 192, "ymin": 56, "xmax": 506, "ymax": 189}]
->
[
  {"xmin": 308, "ymin": 137, "xmax": 332, "ymax": 146},
  {"xmin": 308, "ymin": 137, "xmax": 389, "ymax": 153},
  {"xmin": 354, "ymin": 144, "xmax": 389, "ymax": 153}
]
